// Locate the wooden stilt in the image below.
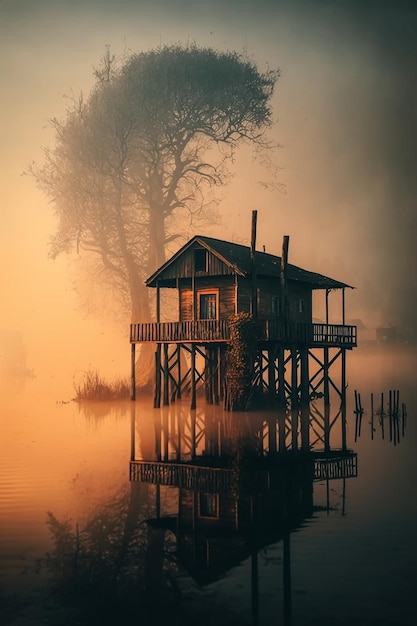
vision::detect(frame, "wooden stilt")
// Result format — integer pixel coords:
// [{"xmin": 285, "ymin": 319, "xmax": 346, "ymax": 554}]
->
[
  {"xmin": 278, "ymin": 409, "xmax": 287, "ymax": 452},
  {"xmin": 323, "ymin": 347, "xmax": 330, "ymax": 452},
  {"xmin": 268, "ymin": 347, "xmax": 276, "ymax": 397},
  {"xmin": 278, "ymin": 346, "xmax": 286, "ymax": 406},
  {"xmin": 130, "ymin": 402, "xmax": 136, "ymax": 461},
  {"xmin": 283, "ymin": 529, "xmax": 292, "ymax": 626},
  {"xmin": 341, "ymin": 348, "xmax": 347, "ymax": 450},
  {"xmin": 154, "ymin": 344, "xmax": 161, "ymax": 408},
  {"xmin": 298, "ymin": 348, "xmax": 309, "ymax": 452},
  {"xmin": 191, "ymin": 344, "xmax": 196, "ymax": 410},
  {"xmin": 163, "ymin": 343, "xmax": 169, "ymax": 406},
  {"xmin": 130, "ymin": 342, "xmax": 136, "ymax": 401},
  {"xmin": 176, "ymin": 345, "xmax": 182, "ymax": 399},
  {"xmin": 162, "ymin": 407, "xmax": 169, "ymax": 460}
]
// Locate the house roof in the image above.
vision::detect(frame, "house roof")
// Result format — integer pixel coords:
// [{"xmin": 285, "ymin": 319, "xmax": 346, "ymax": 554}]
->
[{"xmin": 146, "ymin": 235, "xmax": 354, "ymax": 290}]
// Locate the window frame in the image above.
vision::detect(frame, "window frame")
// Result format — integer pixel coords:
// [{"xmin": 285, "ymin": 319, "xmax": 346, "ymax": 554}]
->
[
  {"xmin": 197, "ymin": 288, "xmax": 219, "ymax": 320},
  {"xmin": 198, "ymin": 493, "xmax": 219, "ymax": 519}
]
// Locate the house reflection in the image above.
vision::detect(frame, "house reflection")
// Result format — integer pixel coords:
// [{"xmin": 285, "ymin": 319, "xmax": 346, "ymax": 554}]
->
[{"xmin": 131, "ymin": 404, "xmax": 357, "ymax": 624}]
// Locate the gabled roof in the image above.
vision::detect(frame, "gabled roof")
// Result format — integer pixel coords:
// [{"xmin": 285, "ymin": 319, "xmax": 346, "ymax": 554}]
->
[{"xmin": 146, "ymin": 235, "xmax": 354, "ymax": 290}]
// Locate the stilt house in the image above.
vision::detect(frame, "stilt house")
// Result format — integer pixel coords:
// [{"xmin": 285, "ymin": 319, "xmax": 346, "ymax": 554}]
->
[{"xmin": 130, "ymin": 219, "xmax": 357, "ymax": 438}]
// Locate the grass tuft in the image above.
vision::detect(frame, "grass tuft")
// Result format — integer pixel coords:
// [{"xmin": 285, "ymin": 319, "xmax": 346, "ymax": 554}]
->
[{"xmin": 73, "ymin": 368, "xmax": 130, "ymax": 401}]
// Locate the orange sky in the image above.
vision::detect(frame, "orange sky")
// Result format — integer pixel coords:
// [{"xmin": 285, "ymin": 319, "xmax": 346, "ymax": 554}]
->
[{"xmin": 1, "ymin": 0, "xmax": 416, "ymax": 388}]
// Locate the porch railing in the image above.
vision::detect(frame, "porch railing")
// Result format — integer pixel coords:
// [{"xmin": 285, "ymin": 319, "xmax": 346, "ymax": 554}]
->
[
  {"xmin": 130, "ymin": 320, "xmax": 357, "ymax": 347},
  {"xmin": 129, "ymin": 453, "xmax": 358, "ymax": 490}
]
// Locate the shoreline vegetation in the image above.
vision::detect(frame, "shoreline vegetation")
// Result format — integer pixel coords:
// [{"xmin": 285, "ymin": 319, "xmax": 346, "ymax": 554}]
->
[{"xmin": 73, "ymin": 369, "xmax": 130, "ymax": 401}]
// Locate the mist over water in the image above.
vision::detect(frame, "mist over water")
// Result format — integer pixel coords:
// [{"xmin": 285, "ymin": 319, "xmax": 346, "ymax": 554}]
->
[
  {"xmin": 1, "ymin": 3, "xmax": 417, "ymax": 622},
  {"xmin": 1, "ymin": 346, "xmax": 416, "ymax": 624},
  {"xmin": 1, "ymin": 1, "xmax": 417, "ymax": 380}
]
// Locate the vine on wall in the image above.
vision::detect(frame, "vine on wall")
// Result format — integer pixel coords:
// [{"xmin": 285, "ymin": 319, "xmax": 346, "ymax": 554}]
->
[{"xmin": 224, "ymin": 313, "xmax": 261, "ymax": 411}]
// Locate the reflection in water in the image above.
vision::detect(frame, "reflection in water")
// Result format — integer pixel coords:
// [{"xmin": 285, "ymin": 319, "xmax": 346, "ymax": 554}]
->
[
  {"xmin": 36, "ymin": 483, "xmax": 183, "ymax": 625},
  {"xmin": 353, "ymin": 388, "xmax": 408, "ymax": 444},
  {"xmin": 2, "ymin": 346, "xmax": 416, "ymax": 625},
  {"xmin": 37, "ymin": 403, "xmax": 357, "ymax": 625},
  {"xmin": 74, "ymin": 399, "xmax": 132, "ymax": 423}
]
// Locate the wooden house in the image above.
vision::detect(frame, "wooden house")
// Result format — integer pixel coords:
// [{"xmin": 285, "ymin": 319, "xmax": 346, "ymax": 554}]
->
[
  {"xmin": 130, "ymin": 216, "xmax": 357, "ymax": 452},
  {"xmin": 131, "ymin": 234, "xmax": 356, "ymax": 344}
]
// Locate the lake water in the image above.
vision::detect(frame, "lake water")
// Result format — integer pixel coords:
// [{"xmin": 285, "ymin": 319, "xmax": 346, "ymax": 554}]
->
[{"xmin": 1, "ymin": 346, "xmax": 416, "ymax": 625}]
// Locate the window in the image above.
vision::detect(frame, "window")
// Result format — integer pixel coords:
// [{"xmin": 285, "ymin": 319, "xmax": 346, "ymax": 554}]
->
[
  {"xmin": 199, "ymin": 493, "xmax": 218, "ymax": 518},
  {"xmin": 199, "ymin": 291, "xmax": 218, "ymax": 319},
  {"xmin": 298, "ymin": 299, "xmax": 305, "ymax": 314},
  {"xmin": 272, "ymin": 295, "xmax": 280, "ymax": 315},
  {"xmin": 194, "ymin": 248, "xmax": 207, "ymax": 272}
]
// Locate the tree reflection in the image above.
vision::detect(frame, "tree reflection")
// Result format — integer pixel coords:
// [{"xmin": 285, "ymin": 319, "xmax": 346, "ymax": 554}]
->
[{"xmin": 38, "ymin": 483, "xmax": 180, "ymax": 625}]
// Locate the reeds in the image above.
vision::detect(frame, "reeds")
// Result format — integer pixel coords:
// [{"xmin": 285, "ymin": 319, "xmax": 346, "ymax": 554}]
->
[{"xmin": 73, "ymin": 368, "xmax": 130, "ymax": 401}]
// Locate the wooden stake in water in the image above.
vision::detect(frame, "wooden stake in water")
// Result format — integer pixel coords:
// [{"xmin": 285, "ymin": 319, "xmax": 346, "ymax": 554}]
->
[
  {"xmin": 389, "ymin": 389, "xmax": 393, "ymax": 442},
  {"xmin": 370, "ymin": 392, "xmax": 374, "ymax": 440},
  {"xmin": 380, "ymin": 392, "xmax": 384, "ymax": 440},
  {"xmin": 402, "ymin": 402, "xmax": 407, "ymax": 438}
]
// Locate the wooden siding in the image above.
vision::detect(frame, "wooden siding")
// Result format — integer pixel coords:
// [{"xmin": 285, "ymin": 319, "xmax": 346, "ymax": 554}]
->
[
  {"xmin": 179, "ymin": 490, "xmax": 238, "ymax": 531},
  {"xmin": 179, "ymin": 276, "xmax": 236, "ymax": 321},
  {"xmin": 130, "ymin": 320, "xmax": 357, "ymax": 347},
  {"xmin": 159, "ymin": 245, "xmax": 235, "ymax": 281},
  {"xmin": 237, "ymin": 276, "xmax": 312, "ymax": 322}
]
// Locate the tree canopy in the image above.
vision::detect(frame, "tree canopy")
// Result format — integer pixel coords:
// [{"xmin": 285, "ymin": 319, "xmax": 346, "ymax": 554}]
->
[{"xmin": 31, "ymin": 43, "xmax": 279, "ymax": 326}]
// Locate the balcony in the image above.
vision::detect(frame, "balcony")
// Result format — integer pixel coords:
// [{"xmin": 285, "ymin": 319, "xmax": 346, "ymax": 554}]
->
[{"xmin": 130, "ymin": 320, "xmax": 357, "ymax": 348}]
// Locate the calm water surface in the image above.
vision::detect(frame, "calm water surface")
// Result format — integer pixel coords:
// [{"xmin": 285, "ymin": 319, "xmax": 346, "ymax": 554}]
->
[{"xmin": 1, "ymin": 347, "xmax": 416, "ymax": 625}]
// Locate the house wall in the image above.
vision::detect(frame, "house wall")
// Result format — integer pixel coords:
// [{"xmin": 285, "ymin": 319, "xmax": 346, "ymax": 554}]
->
[
  {"xmin": 179, "ymin": 276, "xmax": 236, "ymax": 321},
  {"xmin": 179, "ymin": 490, "xmax": 238, "ymax": 531},
  {"xmin": 178, "ymin": 275, "xmax": 313, "ymax": 322},
  {"xmin": 161, "ymin": 246, "xmax": 235, "ymax": 281},
  {"xmin": 236, "ymin": 276, "xmax": 312, "ymax": 322}
]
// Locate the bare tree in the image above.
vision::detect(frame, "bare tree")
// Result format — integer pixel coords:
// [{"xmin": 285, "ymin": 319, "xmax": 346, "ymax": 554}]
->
[{"xmin": 31, "ymin": 44, "xmax": 278, "ymax": 383}]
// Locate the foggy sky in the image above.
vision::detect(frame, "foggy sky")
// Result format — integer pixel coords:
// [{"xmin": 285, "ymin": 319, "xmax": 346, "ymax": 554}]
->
[{"xmin": 1, "ymin": 0, "xmax": 417, "ymax": 383}]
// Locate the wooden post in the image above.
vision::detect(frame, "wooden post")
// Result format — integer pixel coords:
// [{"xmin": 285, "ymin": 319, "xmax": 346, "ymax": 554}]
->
[
  {"xmin": 280, "ymin": 235, "xmax": 290, "ymax": 321},
  {"xmin": 341, "ymin": 348, "xmax": 347, "ymax": 450},
  {"xmin": 130, "ymin": 402, "xmax": 136, "ymax": 461},
  {"xmin": 162, "ymin": 407, "xmax": 169, "ymax": 460},
  {"xmin": 250, "ymin": 209, "xmax": 258, "ymax": 318},
  {"xmin": 191, "ymin": 344, "xmax": 197, "ymax": 410},
  {"xmin": 213, "ymin": 346, "xmax": 220, "ymax": 404},
  {"xmin": 130, "ymin": 342, "xmax": 136, "ymax": 401},
  {"xmin": 291, "ymin": 349, "xmax": 300, "ymax": 450},
  {"xmin": 278, "ymin": 408, "xmax": 287, "ymax": 452},
  {"xmin": 177, "ymin": 345, "xmax": 182, "ymax": 400},
  {"xmin": 283, "ymin": 529, "xmax": 292, "ymax": 626},
  {"xmin": 370, "ymin": 392, "xmax": 374, "ymax": 440},
  {"xmin": 323, "ymin": 347, "xmax": 330, "ymax": 452},
  {"xmin": 163, "ymin": 343, "xmax": 169, "ymax": 406},
  {"xmin": 156, "ymin": 482, "xmax": 160, "ymax": 519},
  {"xmin": 380, "ymin": 392, "xmax": 385, "ymax": 439},
  {"xmin": 267, "ymin": 347, "xmax": 276, "ymax": 397},
  {"xmin": 154, "ymin": 344, "xmax": 161, "ymax": 408},
  {"xmin": 325, "ymin": 289, "xmax": 330, "ymax": 326},
  {"xmin": 277, "ymin": 346, "xmax": 286, "ymax": 406},
  {"xmin": 268, "ymin": 415, "xmax": 277, "ymax": 453},
  {"xmin": 156, "ymin": 284, "xmax": 161, "ymax": 322},
  {"xmin": 191, "ymin": 409, "xmax": 196, "ymax": 460},
  {"xmin": 299, "ymin": 348, "xmax": 310, "ymax": 452}
]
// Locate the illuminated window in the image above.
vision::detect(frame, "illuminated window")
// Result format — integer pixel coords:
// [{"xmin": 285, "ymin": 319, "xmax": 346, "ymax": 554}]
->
[
  {"xmin": 199, "ymin": 292, "xmax": 218, "ymax": 319},
  {"xmin": 199, "ymin": 493, "xmax": 218, "ymax": 518}
]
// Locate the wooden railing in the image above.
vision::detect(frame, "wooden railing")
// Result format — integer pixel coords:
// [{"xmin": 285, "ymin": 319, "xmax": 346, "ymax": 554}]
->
[
  {"xmin": 313, "ymin": 453, "xmax": 358, "ymax": 481},
  {"xmin": 130, "ymin": 320, "xmax": 357, "ymax": 347},
  {"xmin": 130, "ymin": 452, "xmax": 358, "ymax": 490},
  {"xmin": 130, "ymin": 460, "xmax": 233, "ymax": 492}
]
